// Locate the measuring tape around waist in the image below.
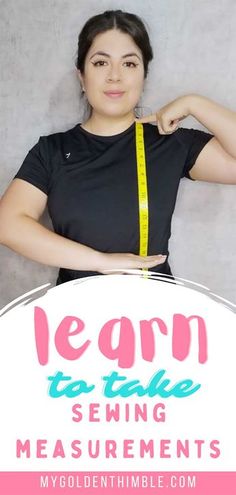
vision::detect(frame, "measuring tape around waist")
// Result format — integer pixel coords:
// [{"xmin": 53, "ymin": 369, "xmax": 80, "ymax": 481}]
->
[{"xmin": 135, "ymin": 122, "xmax": 149, "ymax": 270}]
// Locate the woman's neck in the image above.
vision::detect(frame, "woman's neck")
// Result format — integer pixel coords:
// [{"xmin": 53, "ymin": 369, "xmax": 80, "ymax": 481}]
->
[{"xmin": 81, "ymin": 112, "xmax": 135, "ymax": 136}]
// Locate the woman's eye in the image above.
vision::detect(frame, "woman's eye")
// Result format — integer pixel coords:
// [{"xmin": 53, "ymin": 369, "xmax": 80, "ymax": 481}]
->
[
  {"xmin": 124, "ymin": 61, "xmax": 138, "ymax": 68},
  {"xmin": 92, "ymin": 60, "xmax": 107, "ymax": 66}
]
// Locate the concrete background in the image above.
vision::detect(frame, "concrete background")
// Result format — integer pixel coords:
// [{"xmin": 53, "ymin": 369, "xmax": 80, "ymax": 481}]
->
[{"xmin": 0, "ymin": 0, "xmax": 235, "ymax": 307}]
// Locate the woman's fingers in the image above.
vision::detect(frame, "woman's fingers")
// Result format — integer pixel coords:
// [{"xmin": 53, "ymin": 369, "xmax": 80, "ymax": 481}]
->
[
  {"xmin": 135, "ymin": 114, "xmax": 179, "ymax": 135},
  {"xmin": 130, "ymin": 253, "xmax": 167, "ymax": 268},
  {"xmin": 98, "ymin": 253, "xmax": 167, "ymax": 274}
]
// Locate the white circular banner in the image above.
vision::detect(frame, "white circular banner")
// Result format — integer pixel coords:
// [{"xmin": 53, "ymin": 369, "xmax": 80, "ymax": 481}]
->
[{"xmin": 0, "ymin": 273, "xmax": 235, "ymax": 472}]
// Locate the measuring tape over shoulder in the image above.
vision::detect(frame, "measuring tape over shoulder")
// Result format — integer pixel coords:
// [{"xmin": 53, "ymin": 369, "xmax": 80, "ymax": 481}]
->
[{"xmin": 135, "ymin": 122, "xmax": 149, "ymax": 266}]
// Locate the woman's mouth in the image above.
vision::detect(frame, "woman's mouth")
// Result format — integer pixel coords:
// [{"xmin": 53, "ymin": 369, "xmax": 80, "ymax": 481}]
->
[{"xmin": 104, "ymin": 91, "xmax": 125, "ymax": 98}]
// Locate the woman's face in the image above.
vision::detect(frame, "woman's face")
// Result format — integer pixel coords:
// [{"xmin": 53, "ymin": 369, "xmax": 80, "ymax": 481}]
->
[{"xmin": 78, "ymin": 29, "xmax": 145, "ymax": 119}]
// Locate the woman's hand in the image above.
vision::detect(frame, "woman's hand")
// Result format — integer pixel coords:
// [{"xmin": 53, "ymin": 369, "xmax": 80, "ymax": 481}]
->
[
  {"xmin": 97, "ymin": 253, "xmax": 167, "ymax": 274},
  {"xmin": 135, "ymin": 95, "xmax": 192, "ymax": 134}
]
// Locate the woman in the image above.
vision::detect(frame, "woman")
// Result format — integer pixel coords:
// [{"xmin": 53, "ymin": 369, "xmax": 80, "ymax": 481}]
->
[{"xmin": 0, "ymin": 10, "xmax": 235, "ymax": 286}]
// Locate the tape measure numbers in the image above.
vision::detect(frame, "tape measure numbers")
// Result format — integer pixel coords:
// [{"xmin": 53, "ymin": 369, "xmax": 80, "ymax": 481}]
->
[{"xmin": 135, "ymin": 122, "xmax": 149, "ymax": 268}]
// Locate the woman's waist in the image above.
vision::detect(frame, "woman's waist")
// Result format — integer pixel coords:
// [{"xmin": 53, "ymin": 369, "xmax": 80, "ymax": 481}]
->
[{"xmin": 56, "ymin": 258, "xmax": 172, "ymax": 285}]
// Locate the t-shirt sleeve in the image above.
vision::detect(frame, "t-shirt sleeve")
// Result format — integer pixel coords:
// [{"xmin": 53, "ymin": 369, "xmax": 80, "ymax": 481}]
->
[
  {"xmin": 176, "ymin": 127, "xmax": 214, "ymax": 180},
  {"xmin": 14, "ymin": 136, "xmax": 51, "ymax": 195}
]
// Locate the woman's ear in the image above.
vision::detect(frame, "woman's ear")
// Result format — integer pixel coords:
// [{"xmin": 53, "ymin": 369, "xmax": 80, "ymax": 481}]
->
[{"xmin": 77, "ymin": 69, "xmax": 85, "ymax": 92}]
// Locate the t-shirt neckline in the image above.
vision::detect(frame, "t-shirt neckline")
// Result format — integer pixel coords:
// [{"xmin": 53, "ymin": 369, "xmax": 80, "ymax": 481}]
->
[{"xmin": 77, "ymin": 122, "xmax": 135, "ymax": 141}]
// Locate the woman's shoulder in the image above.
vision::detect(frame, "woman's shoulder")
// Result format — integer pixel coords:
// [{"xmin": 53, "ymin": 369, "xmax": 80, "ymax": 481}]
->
[
  {"xmin": 142, "ymin": 123, "xmax": 213, "ymax": 151},
  {"xmin": 35, "ymin": 122, "xmax": 82, "ymax": 162},
  {"xmin": 40, "ymin": 122, "xmax": 80, "ymax": 145}
]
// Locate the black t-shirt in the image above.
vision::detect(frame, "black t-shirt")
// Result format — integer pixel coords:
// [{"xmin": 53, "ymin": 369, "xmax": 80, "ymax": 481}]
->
[{"xmin": 14, "ymin": 122, "xmax": 214, "ymax": 283}]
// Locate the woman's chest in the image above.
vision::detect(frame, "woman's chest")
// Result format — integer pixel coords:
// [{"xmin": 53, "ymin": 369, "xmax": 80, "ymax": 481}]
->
[
  {"xmin": 47, "ymin": 134, "xmax": 183, "ymax": 250},
  {"xmin": 49, "ymin": 147, "xmax": 179, "ymax": 219}
]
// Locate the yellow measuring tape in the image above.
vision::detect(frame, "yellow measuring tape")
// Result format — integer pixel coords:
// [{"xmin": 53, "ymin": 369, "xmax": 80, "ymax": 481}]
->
[{"xmin": 135, "ymin": 122, "xmax": 149, "ymax": 271}]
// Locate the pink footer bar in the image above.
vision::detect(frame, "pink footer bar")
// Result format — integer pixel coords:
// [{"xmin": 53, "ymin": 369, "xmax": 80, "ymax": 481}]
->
[{"xmin": 0, "ymin": 472, "xmax": 236, "ymax": 495}]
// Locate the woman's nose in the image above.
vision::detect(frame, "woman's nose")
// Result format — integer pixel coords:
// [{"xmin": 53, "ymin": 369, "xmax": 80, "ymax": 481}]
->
[{"xmin": 106, "ymin": 64, "xmax": 121, "ymax": 82}]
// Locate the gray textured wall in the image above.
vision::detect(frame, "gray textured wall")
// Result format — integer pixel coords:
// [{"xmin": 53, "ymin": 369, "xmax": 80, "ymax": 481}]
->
[{"xmin": 0, "ymin": 0, "xmax": 235, "ymax": 308}]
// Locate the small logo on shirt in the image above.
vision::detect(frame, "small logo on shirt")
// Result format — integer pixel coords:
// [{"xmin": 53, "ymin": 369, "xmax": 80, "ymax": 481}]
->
[{"xmin": 65, "ymin": 152, "xmax": 71, "ymax": 159}]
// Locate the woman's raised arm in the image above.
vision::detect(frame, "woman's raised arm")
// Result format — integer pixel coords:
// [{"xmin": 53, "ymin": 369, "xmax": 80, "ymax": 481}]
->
[{"xmin": 135, "ymin": 94, "xmax": 236, "ymax": 184}]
